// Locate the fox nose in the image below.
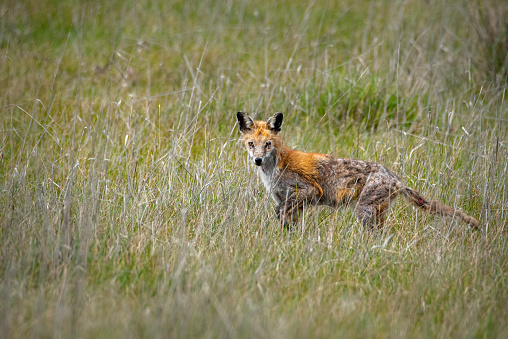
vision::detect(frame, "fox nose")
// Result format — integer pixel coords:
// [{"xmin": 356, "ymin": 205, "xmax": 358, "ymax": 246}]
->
[{"xmin": 254, "ymin": 158, "xmax": 263, "ymax": 166}]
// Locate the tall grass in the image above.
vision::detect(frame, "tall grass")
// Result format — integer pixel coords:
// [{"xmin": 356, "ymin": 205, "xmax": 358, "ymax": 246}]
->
[{"xmin": 1, "ymin": 0, "xmax": 507, "ymax": 338}]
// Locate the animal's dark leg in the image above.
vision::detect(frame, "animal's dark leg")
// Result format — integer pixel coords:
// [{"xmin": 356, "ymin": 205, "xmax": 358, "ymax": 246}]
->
[
  {"xmin": 275, "ymin": 199, "xmax": 303, "ymax": 230},
  {"xmin": 355, "ymin": 204, "xmax": 376, "ymax": 230},
  {"xmin": 374, "ymin": 201, "xmax": 389, "ymax": 229},
  {"xmin": 275, "ymin": 202, "xmax": 292, "ymax": 229},
  {"xmin": 355, "ymin": 176, "xmax": 398, "ymax": 231},
  {"xmin": 276, "ymin": 186, "xmax": 318, "ymax": 229}
]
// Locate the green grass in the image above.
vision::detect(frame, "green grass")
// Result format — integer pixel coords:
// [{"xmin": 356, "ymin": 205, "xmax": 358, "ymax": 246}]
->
[{"xmin": 1, "ymin": 0, "xmax": 507, "ymax": 338}]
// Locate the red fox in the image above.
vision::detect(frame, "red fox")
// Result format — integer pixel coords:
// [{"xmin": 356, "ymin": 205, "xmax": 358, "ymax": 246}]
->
[{"xmin": 237, "ymin": 111, "xmax": 480, "ymax": 229}]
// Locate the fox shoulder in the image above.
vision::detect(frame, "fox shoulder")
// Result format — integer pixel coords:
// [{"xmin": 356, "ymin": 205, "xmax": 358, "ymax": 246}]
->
[{"xmin": 278, "ymin": 149, "xmax": 325, "ymax": 196}]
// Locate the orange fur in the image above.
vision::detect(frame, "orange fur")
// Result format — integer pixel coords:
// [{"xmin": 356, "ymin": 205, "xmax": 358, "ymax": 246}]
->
[
  {"xmin": 336, "ymin": 188, "xmax": 356, "ymax": 203},
  {"xmin": 277, "ymin": 148, "xmax": 324, "ymax": 196}
]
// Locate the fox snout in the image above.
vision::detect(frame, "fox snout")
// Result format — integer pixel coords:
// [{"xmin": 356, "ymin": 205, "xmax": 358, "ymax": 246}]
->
[{"xmin": 254, "ymin": 158, "xmax": 263, "ymax": 166}]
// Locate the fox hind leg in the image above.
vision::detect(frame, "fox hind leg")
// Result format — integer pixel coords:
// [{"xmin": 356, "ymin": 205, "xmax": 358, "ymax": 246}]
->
[
  {"xmin": 355, "ymin": 179, "xmax": 398, "ymax": 230},
  {"xmin": 355, "ymin": 202, "xmax": 391, "ymax": 231}
]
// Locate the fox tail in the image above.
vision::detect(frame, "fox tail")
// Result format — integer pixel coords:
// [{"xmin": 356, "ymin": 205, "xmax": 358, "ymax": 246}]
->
[{"xmin": 400, "ymin": 186, "xmax": 480, "ymax": 228}]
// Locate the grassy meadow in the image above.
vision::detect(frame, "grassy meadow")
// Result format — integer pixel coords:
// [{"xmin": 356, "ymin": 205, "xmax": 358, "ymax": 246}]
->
[{"xmin": 1, "ymin": 0, "xmax": 507, "ymax": 337}]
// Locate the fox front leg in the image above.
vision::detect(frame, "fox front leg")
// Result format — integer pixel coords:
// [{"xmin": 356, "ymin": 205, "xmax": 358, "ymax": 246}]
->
[
  {"xmin": 275, "ymin": 187, "xmax": 318, "ymax": 228},
  {"xmin": 275, "ymin": 202, "xmax": 293, "ymax": 229}
]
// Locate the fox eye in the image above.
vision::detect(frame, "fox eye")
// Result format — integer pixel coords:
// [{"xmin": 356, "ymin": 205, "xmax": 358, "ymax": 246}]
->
[
  {"xmin": 265, "ymin": 141, "xmax": 271, "ymax": 148},
  {"xmin": 248, "ymin": 141, "xmax": 254, "ymax": 148}
]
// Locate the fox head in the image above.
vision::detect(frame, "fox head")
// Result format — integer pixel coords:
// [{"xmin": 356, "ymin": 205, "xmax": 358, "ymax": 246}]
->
[{"xmin": 237, "ymin": 111, "xmax": 284, "ymax": 166}]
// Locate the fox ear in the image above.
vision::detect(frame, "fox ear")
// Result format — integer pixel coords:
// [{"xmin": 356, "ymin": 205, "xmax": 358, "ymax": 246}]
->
[
  {"xmin": 266, "ymin": 112, "xmax": 283, "ymax": 133},
  {"xmin": 237, "ymin": 111, "xmax": 254, "ymax": 134}
]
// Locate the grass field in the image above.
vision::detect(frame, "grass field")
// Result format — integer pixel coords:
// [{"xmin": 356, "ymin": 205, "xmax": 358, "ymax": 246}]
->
[{"xmin": 1, "ymin": 0, "xmax": 507, "ymax": 337}]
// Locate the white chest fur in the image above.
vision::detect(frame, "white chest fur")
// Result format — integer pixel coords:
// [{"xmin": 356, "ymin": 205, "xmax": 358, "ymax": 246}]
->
[
  {"xmin": 256, "ymin": 155, "xmax": 280, "ymax": 203},
  {"xmin": 258, "ymin": 167, "xmax": 274, "ymax": 192}
]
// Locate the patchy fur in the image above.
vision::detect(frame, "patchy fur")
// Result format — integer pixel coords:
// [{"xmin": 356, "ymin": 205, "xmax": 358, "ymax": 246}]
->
[{"xmin": 237, "ymin": 111, "xmax": 480, "ymax": 230}]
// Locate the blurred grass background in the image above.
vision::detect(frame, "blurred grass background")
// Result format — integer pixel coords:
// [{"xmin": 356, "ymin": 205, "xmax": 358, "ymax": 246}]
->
[{"xmin": 1, "ymin": 0, "xmax": 507, "ymax": 338}]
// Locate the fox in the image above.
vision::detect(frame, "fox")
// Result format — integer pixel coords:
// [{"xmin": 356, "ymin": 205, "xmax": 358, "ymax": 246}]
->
[{"xmin": 236, "ymin": 111, "xmax": 480, "ymax": 230}]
